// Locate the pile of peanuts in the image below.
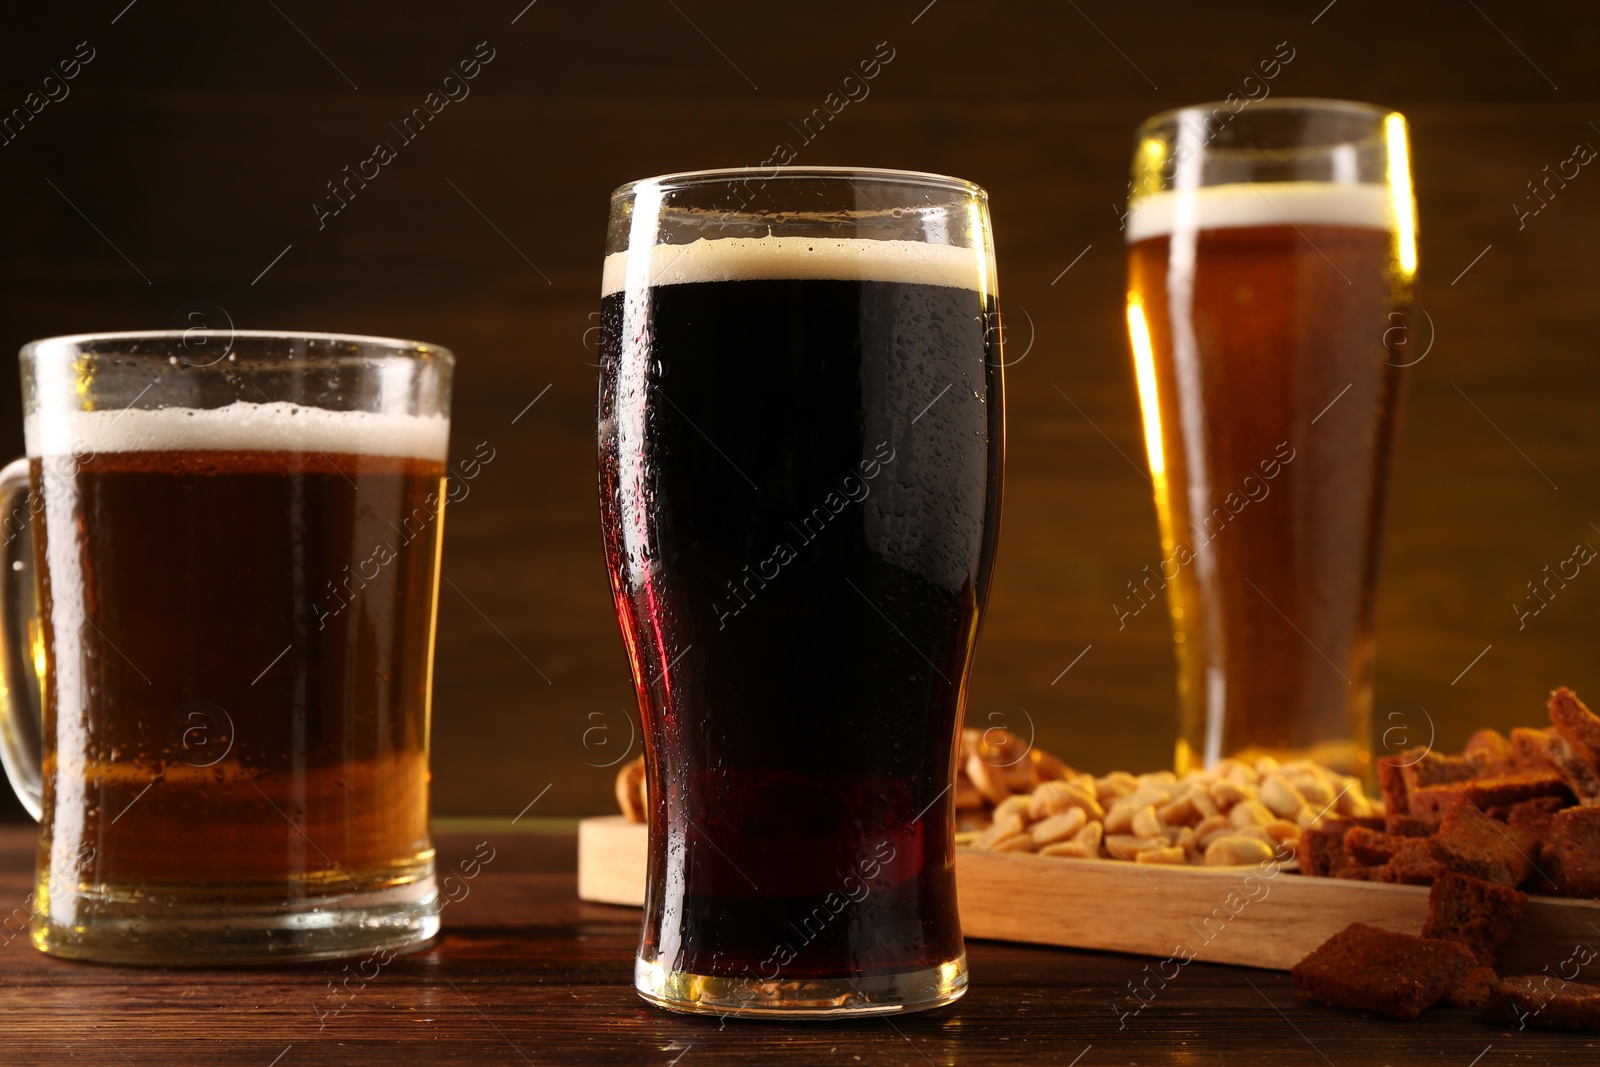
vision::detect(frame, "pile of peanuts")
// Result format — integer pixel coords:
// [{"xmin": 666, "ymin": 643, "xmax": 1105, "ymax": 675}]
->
[{"xmin": 966, "ymin": 757, "xmax": 1379, "ymax": 867}]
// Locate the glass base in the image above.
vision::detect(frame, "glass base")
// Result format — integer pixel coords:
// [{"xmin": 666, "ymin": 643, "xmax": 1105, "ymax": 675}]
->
[
  {"xmin": 31, "ymin": 874, "xmax": 440, "ymax": 966},
  {"xmin": 634, "ymin": 953, "xmax": 968, "ymax": 1018}
]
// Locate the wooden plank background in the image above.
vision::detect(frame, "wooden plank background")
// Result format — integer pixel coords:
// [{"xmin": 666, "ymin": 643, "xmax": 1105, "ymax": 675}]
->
[{"xmin": 0, "ymin": 1, "xmax": 1594, "ymax": 820}]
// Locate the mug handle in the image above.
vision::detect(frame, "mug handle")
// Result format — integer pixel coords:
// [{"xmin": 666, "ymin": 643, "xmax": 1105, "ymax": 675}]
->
[{"xmin": 0, "ymin": 457, "xmax": 42, "ymax": 820}]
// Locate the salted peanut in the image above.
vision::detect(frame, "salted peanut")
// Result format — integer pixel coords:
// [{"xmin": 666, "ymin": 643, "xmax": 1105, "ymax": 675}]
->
[
  {"xmin": 1130, "ymin": 804, "xmax": 1166, "ymax": 841},
  {"xmin": 1215, "ymin": 759, "xmax": 1259, "ymax": 787},
  {"xmin": 1136, "ymin": 770, "xmax": 1178, "ymax": 791},
  {"xmin": 967, "ymin": 824, "xmax": 1001, "ymax": 851},
  {"xmin": 1074, "ymin": 821, "xmax": 1104, "ymax": 854},
  {"xmin": 1105, "ymin": 835, "xmax": 1168, "ymax": 861},
  {"xmin": 1030, "ymin": 807, "xmax": 1088, "ymax": 846},
  {"xmin": 994, "ymin": 794, "xmax": 1033, "ymax": 824},
  {"xmin": 1258, "ymin": 776, "xmax": 1308, "ymax": 820},
  {"xmin": 1122, "ymin": 787, "xmax": 1172, "ymax": 811},
  {"xmin": 1254, "ymin": 756, "xmax": 1281, "ymax": 775},
  {"xmin": 1176, "ymin": 825, "xmax": 1200, "ymax": 860},
  {"xmin": 1095, "ymin": 771, "xmax": 1139, "ymax": 803},
  {"xmin": 1264, "ymin": 819, "xmax": 1302, "ymax": 847},
  {"xmin": 1229, "ymin": 799, "xmax": 1275, "ymax": 828},
  {"xmin": 1208, "ymin": 779, "xmax": 1249, "ymax": 810},
  {"xmin": 971, "ymin": 813, "xmax": 1023, "ymax": 851},
  {"xmin": 1279, "ymin": 759, "xmax": 1328, "ymax": 784},
  {"xmin": 1189, "ymin": 789, "xmax": 1220, "ymax": 820},
  {"xmin": 990, "ymin": 809, "xmax": 1026, "ymax": 839},
  {"xmin": 1030, "ymin": 780, "xmax": 1103, "ymax": 822},
  {"xmin": 1029, "ymin": 780, "xmax": 1075, "ymax": 819},
  {"xmin": 966, "ymin": 752, "xmax": 1012, "ymax": 805},
  {"xmin": 615, "ymin": 755, "xmax": 646, "ymax": 823},
  {"xmin": 1334, "ymin": 780, "xmax": 1373, "ymax": 818},
  {"xmin": 1135, "ymin": 846, "xmax": 1188, "ymax": 865},
  {"xmin": 989, "ymin": 832, "xmax": 1037, "ymax": 853},
  {"xmin": 1158, "ymin": 790, "xmax": 1199, "ymax": 827},
  {"xmin": 1295, "ymin": 807, "xmax": 1322, "ymax": 829},
  {"xmin": 954, "ymin": 781, "xmax": 985, "ymax": 811},
  {"xmin": 1229, "ymin": 824, "xmax": 1278, "ymax": 847},
  {"xmin": 1062, "ymin": 783, "xmax": 1105, "ymax": 820},
  {"xmin": 1039, "ymin": 840, "xmax": 1096, "ymax": 859},
  {"xmin": 1103, "ymin": 798, "xmax": 1142, "ymax": 835},
  {"xmin": 1205, "ymin": 834, "xmax": 1276, "ymax": 867},
  {"xmin": 1062, "ymin": 773, "xmax": 1099, "ymax": 807},
  {"xmin": 1193, "ymin": 814, "xmax": 1233, "ymax": 846},
  {"xmin": 1287, "ymin": 771, "xmax": 1333, "ymax": 809},
  {"xmin": 1150, "ymin": 785, "xmax": 1183, "ymax": 806}
]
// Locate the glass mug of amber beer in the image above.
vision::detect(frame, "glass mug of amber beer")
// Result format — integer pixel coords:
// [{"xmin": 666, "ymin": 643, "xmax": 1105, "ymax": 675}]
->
[
  {"xmin": 599, "ymin": 168, "xmax": 1003, "ymax": 1015},
  {"xmin": 1124, "ymin": 100, "xmax": 1418, "ymax": 779},
  {"xmin": 0, "ymin": 331, "xmax": 452, "ymax": 963}
]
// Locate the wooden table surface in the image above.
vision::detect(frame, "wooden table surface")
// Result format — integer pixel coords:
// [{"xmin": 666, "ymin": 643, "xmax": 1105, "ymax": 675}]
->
[{"xmin": 0, "ymin": 829, "xmax": 1588, "ymax": 1066}]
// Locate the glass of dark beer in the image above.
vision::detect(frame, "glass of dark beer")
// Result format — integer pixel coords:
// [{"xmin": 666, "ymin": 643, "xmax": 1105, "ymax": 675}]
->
[
  {"xmin": 599, "ymin": 168, "xmax": 1003, "ymax": 1016},
  {"xmin": 1123, "ymin": 100, "xmax": 1418, "ymax": 780},
  {"xmin": 0, "ymin": 331, "xmax": 452, "ymax": 963}
]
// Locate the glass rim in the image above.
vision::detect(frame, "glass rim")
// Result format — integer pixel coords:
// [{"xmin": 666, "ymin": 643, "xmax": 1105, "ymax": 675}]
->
[
  {"xmin": 20, "ymin": 330, "xmax": 455, "ymax": 365},
  {"xmin": 1136, "ymin": 97, "xmax": 1395, "ymax": 137},
  {"xmin": 611, "ymin": 165, "xmax": 987, "ymax": 202}
]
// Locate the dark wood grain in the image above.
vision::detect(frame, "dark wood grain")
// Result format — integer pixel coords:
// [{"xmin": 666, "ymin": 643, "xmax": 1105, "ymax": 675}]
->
[
  {"xmin": 0, "ymin": 828, "xmax": 1586, "ymax": 1066},
  {"xmin": 0, "ymin": 1, "xmax": 1595, "ymax": 823}
]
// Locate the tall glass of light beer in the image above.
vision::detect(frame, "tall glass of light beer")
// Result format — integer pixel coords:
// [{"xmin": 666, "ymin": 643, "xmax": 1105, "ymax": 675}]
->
[
  {"xmin": 1123, "ymin": 100, "xmax": 1418, "ymax": 779},
  {"xmin": 599, "ymin": 168, "xmax": 1003, "ymax": 1016},
  {"xmin": 0, "ymin": 331, "xmax": 452, "ymax": 963}
]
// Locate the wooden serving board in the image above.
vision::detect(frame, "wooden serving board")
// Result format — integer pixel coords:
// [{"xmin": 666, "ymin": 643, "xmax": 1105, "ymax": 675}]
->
[{"xmin": 577, "ymin": 815, "xmax": 1600, "ymax": 976}]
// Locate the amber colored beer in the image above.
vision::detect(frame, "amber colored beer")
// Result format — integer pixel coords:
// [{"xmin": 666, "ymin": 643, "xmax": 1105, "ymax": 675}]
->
[
  {"xmin": 1126, "ymin": 182, "xmax": 1411, "ymax": 777},
  {"xmin": 30, "ymin": 445, "xmax": 444, "ymax": 926}
]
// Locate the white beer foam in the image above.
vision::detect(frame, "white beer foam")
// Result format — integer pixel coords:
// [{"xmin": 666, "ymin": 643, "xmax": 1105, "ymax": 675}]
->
[
  {"xmin": 1126, "ymin": 181, "xmax": 1395, "ymax": 243},
  {"xmin": 25, "ymin": 401, "xmax": 450, "ymax": 461},
  {"xmin": 601, "ymin": 236, "xmax": 995, "ymax": 297}
]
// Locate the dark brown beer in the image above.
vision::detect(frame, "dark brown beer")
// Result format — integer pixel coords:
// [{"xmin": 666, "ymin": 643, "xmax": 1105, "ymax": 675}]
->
[
  {"xmin": 1126, "ymin": 183, "xmax": 1410, "ymax": 777},
  {"xmin": 599, "ymin": 234, "xmax": 1002, "ymax": 1004},
  {"xmin": 30, "ymin": 446, "xmax": 444, "ymax": 911}
]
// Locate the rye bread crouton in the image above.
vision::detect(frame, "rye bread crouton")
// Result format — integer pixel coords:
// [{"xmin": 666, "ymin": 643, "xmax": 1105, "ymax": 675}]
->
[
  {"xmin": 1421, "ymin": 872, "xmax": 1528, "ymax": 967},
  {"xmin": 1291, "ymin": 923, "xmax": 1475, "ymax": 1020},
  {"xmin": 1429, "ymin": 806, "xmax": 1530, "ymax": 887},
  {"xmin": 1481, "ymin": 975, "xmax": 1600, "ymax": 1032}
]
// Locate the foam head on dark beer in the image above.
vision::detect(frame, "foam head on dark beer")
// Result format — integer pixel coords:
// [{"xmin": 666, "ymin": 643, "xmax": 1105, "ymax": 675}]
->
[{"xmin": 602, "ymin": 236, "xmax": 996, "ymax": 296}]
